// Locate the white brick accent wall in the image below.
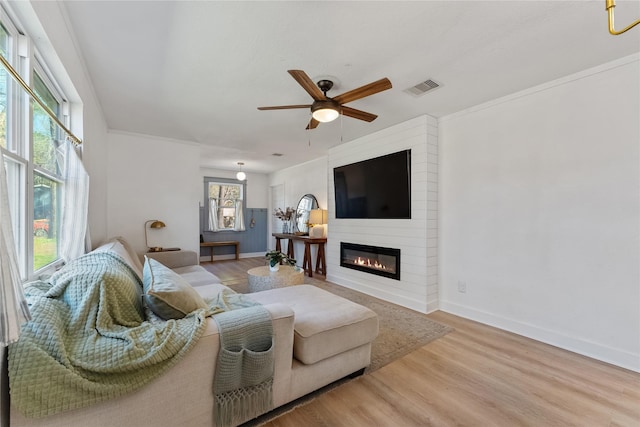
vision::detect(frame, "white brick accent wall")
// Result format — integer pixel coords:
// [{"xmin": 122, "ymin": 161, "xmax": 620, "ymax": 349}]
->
[{"xmin": 327, "ymin": 115, "xmax": 438, "ymax": 313}]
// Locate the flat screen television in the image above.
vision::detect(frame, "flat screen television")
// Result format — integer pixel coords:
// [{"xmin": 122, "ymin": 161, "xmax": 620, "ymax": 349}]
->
[{"xmin": 333, "ymin": 149, "xmax": 411, "ymax": 219}]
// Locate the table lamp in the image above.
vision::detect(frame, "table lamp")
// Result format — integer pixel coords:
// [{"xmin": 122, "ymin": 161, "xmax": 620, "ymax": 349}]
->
[
  {"xmin": 145, "ymin": 219, "xmax": 166, "ymax": 252},
  {"xmin": 308, "ymin": 209, "xmax": 327, "ymax": 238}
]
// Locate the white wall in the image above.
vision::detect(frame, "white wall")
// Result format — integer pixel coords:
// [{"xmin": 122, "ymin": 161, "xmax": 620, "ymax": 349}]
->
[
  {"xmin": 269, "ymin": 156, "xmax": 328, "ymax": 209},
  {"xmin": 268, "ymin": 157, "xmax": 328, "ymax": 259},
  {"xmin": 440, "ymin": 55, "xmax": 640, "ymax": 372},
  {"xmin": 106, "ymin": 132, "xmax": 201, "ymax": 256},
  {"xmin": 327, "ymin": 115, "xmax": 439, "ymax": 313}
]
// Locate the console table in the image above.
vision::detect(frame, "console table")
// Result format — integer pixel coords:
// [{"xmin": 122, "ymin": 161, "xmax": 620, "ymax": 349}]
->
[{"xmin": 272, "ymin": 233, "xmax": 327, "ymax": 277}]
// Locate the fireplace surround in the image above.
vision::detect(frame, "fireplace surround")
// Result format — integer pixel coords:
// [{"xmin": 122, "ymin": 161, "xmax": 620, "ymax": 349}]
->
[{"xmin": 340, "ymin": 242, "xmax": 401, "ymax": 280}]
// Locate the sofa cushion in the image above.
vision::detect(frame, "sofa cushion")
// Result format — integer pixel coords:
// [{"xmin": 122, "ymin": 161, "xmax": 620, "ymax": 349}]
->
[
  {"xmin": 249, "ymin": 285, "xmax": 378, "ymax": 365},
  {"xmin": 173, "ymin": 265, "xmax": 222, "ymax": 287},
  {"xmin": 145, "ymin": 250, "xmax": 198, "ymax": 269},
  {"xmin": 194, "ymin": 283, "xmax": 234, "ymax": 300},
  {"xmin": 93, "ymin": 237, "xmax": 144, "ymax": 280},
  {"xmin": 143, "ymin": 256, "xmax": 208, "ymax": 320}
]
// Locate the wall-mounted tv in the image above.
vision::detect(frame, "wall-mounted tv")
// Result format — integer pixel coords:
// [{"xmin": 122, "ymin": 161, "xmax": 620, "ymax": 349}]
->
[{"xmin": 334, "ymin": 149, "xmax": 411, "ymax": 219}]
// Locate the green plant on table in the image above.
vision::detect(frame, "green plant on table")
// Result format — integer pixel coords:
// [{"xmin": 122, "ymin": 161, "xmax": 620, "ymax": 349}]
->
[{"xmin": 265, "ymin": 250, "xmax": 296, "ymax": 268}]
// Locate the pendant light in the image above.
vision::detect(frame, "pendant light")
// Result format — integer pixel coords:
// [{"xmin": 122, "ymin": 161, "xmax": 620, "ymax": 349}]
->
[{"xmin": 236, "ymin": 162, "xmax": 246, "ymax": 181}]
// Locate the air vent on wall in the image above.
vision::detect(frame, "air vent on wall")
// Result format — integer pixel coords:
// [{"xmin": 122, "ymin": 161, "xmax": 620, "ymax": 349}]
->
[{"xmin": 405, "ymin": 79, "xmax": 441, "ymax": 97}]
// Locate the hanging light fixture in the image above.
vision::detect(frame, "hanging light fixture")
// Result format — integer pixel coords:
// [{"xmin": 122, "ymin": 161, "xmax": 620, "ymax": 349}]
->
[
  {"xmin": 236, "ymin": 162, "xmax": 246, "ymax": 181},
  {"xmin": 606, "ymin": 0, "xmax": 640, "ymax": 35},
  {"xmin": 310, "ymin": 80, "xmax": 341, "ymax": 123}
]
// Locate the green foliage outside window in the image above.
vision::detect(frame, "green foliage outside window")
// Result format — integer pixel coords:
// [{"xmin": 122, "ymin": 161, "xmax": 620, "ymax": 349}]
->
[
  {"xmin": 32, "ymin": 72, "xmax": 61, "ymax": 270},
  {"xmin": 33, "ymin": 72, "xmax": 59, "ymax": 174}
]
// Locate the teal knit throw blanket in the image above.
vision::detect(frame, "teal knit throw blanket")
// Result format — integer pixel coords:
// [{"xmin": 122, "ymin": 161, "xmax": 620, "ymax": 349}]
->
[{"xmin": 211, "ymin": 292, "xmax": 274, "ymax": 427}]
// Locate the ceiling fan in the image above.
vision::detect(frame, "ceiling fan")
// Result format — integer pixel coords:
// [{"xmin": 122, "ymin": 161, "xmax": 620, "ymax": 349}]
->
[{"xmin": 258, "ymin": 70, "xmax": 392, "ymax": 130}]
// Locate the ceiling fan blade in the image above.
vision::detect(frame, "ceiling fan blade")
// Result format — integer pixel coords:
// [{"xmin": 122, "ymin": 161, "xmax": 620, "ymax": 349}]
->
[
  {"xmin": 341, "ymin": 106, "xmax": 378, "ymax": 122},
  {"xmin": 306, "ymin": 118, "xmax": 320, "ymax": 130},
  {"xmin": 333, "ymin": 78, "xmax": 392, "ymax": 105},
  {"xmin": 257, "ymin": 104, "xmax": 311, "ymax": 110},
  {"xmin": 288, "ymin": 70, "xmax": 325, "ymax": 101}
]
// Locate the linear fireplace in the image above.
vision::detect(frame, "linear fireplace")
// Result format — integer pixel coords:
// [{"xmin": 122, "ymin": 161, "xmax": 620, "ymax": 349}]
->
[{"xmin": 340, "ymin": 242, "xmax": 401, "ymax": 280}]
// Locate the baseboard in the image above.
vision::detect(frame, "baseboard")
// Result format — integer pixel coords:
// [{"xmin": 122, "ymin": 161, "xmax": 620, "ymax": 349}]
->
[
  {"xmin": 326, "ymin": 274, "xmax": 428, "ymax": 314},
  {"xmin": 439, "ymin": 300, "xmax": 640, "ymax": 373},
  {"xmin": 199, "ymin": 252, "xmax": 264, "ymax": 263},
  {"xmin": 241, "ymin": 252, "xmax": 265, "ymax": 259},
  {"xmin": 426, "ymin": 300, "xmax": 439, "ymax": 314}
]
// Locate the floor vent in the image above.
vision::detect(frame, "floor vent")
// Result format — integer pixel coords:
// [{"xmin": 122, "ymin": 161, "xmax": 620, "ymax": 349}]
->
[{"xmin": 405, "ymin": 79, "xmax": 441, "ymax": 97}]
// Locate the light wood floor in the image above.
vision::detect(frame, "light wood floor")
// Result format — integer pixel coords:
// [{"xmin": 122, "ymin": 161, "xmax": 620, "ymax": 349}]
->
[{"xmin": 205, "ymin": 258, "xmax": 640, "ymax": 427}]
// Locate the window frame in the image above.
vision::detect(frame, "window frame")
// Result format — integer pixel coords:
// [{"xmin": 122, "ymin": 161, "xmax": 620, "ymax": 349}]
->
[
  {"xmin": 0, "ymin": 6, "xmax": 71, "ymax": 280},
  {"xmin": 204, "ymin": 177, "xmax": 246, "ymax": 232}
]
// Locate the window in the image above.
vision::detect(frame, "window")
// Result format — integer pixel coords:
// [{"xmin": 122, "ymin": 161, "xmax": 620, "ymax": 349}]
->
[
  {"xmin": 31, "ymin": 70, "xmax": 63, "ymax": 271},
  {"xmin": 205, "ymin": 178, "xmax": 245, "ymax": 232},
  {"xmin": 0, "ymin": 8, "xmax": 70, "ymax": 279}
]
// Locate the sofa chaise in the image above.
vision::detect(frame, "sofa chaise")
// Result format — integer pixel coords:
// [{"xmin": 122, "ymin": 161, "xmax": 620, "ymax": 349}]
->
[{"xmin": 10, "ymin": 237, "xmax": 379, "ymax": 426}]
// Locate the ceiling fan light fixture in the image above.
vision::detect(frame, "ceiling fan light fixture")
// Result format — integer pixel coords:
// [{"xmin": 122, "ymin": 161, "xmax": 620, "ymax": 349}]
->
[
  {"xmin": 258, "ymin": 70, "xmax": 391, "ymax": 129},
  {"xmin": 311, "ymin": 99, "xmax": 341, "ymax": 123}
]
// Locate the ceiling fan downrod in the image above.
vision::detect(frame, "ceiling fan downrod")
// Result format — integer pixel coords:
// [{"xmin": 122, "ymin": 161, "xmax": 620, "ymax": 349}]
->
[{"xmin": 317, "ymin": 79, "xmax": 334, "ymax": 96}]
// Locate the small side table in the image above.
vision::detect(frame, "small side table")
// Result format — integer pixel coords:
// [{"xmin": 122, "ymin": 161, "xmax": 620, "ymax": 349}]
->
[{"xmin": 247, "ymin": 265, "xmax": 304, "ymax": 292}]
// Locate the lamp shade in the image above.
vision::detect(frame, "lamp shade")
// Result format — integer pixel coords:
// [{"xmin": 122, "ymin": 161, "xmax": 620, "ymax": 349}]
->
[{"xmin": 309, "ymin": 209, "xmax": 328, "ymax": 225}]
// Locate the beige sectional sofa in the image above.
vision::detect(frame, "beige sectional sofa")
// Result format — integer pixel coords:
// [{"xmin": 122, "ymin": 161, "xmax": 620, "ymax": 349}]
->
[{"xmin": 11, "ymin": 238, "xmax": 378, "ymax": 426}]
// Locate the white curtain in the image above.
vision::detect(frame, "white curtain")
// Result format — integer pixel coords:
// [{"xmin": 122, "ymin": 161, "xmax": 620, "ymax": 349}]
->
[
  {"xmin": 0, "ymin": 155, "xmax": 31, "ymax": 346},
  {"xmin": 208, "ymin": 198, "xmax": 220, "ymax": 232},
  {"xmin": 233, "ymin": 199, "xmax": 245, "ymax": 231},
  {"xmin": 57, "ymin": 140, "xmax": 90, "ymax": 263}
]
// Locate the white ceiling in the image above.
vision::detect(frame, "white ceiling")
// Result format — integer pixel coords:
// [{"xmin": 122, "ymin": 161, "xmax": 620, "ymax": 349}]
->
[{"xmin": 61, "ymin": 1, "xmax": 640, "ymax": 174}]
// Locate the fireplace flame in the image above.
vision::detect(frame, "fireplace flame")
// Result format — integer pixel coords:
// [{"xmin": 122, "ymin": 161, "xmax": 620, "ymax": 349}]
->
[{"xmin": 354, "ymin": 256, "xmax": 388, "ymax": 271}]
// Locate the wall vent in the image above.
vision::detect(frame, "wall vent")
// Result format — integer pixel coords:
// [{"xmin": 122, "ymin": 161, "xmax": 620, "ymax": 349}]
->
[
  {"xmin": 271, "ymin": 153, "xmax": 284, "ymax": 157},
  {"xmin": 405, "ymin": 79, "xmax": 441, "ymax": 97}
]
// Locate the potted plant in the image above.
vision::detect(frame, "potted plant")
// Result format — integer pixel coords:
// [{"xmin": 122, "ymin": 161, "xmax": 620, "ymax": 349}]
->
[{"xmin": 265, "ymin": 250, "xmax": 296, "ymax": 272}]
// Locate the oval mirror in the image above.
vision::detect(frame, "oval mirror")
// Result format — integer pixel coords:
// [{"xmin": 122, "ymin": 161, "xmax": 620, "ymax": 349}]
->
[{"xmin": 295, "ymin": 194, "xmax": 318, "ymax": 234}]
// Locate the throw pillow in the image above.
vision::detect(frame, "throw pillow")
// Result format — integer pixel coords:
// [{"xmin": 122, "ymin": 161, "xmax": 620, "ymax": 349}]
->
[{"xmin": 143, "ymin": 256, "xmax": 208, "ymax": 320}]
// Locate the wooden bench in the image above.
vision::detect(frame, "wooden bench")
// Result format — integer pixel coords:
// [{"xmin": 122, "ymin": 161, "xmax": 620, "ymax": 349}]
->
[{"xmin": 200, "ymin": 241, "xmax": 239, "ymax": 262}]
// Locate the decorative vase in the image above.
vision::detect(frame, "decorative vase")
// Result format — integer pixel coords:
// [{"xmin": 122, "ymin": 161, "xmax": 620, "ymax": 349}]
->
[
  {"xmin": 282, "ymin": 221, "xmax": 288, "ymax": 233},
  {"xmin": 269, "ymin": 263, "xmax": 280, "ymax": 272}
]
